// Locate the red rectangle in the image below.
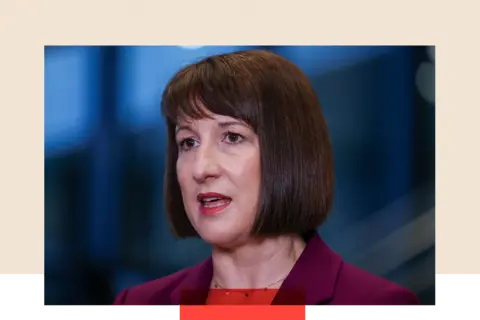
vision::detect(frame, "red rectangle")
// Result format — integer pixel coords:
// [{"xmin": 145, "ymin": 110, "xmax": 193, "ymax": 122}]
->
[{"xmin": 180, "ymin": 306, "xmax": 305, "ymax": 320}]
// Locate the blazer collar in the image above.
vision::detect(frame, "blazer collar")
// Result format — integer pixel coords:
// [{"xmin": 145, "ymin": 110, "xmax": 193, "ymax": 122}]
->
[{"xmin": 168, "ymin": 232, "xmax": 343, "ymax": 305}]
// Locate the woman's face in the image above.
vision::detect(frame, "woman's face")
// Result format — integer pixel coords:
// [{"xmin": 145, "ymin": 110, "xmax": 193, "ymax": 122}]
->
[{"xmin": 175, "ymin": 111, "xmax": 261, "ymax": 247}]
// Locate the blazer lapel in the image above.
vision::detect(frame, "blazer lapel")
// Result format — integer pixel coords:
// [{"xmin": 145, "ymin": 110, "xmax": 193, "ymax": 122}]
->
[{"xmin": 272, "ymin": 232, "xmax": 343, "ymax": 305}]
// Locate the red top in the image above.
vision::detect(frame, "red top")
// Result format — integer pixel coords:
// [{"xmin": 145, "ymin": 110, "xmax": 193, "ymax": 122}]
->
[{"xmin": 206, "ymin": 289, "xmax": 279, "ymax": 305}]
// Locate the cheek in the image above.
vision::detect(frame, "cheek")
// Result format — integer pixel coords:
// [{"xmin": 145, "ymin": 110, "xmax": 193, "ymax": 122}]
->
[
  {"xmin": 233, "ymin": 153, "xmax": 261, "ymax": 193},
  {"xmin": 246, "ymin": 159, "xmax": 261, "ymax": 187},
  {"xmin": 176, "ymin": 158, "xmax": 191, "ymax": 195},
  {"xmin": 176, "ymin": 159, "xmax": 198, "ymax": 217}
]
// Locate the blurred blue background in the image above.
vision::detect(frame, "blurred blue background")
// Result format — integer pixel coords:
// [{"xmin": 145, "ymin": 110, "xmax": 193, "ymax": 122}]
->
[{"xmin": 44, "ymin": 45, "xmax": 435, "ymax": 305}]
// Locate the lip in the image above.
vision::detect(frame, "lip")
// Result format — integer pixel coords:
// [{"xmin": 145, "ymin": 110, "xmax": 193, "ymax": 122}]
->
[
  {"xmin": 197, "ymin": 192, "xmax": 232, "ymax": 216},
  {"xmin": 197, "ymin": 192, "xmax": 230, "ymax": 201}
]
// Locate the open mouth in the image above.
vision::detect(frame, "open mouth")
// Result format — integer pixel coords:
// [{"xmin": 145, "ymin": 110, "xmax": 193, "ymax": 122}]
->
[
  {"xmin": 200, "ymin": 197, "xmax": 231, "ymax": 207},
  {"xmin": 197, "ymin": 193, "xmax": 232, "ymax": 216}
]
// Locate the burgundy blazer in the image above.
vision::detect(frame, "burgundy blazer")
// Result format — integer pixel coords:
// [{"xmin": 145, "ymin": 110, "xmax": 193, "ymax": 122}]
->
[{"xmin": 114, "ymin": 232, "xmax": 421, "ymax": 305}]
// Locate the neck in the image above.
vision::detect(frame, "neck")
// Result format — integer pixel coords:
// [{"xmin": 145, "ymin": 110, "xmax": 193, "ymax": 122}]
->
[{"xmin": 211, "ymin": 234, "xmax": 306, "ymax": 289}]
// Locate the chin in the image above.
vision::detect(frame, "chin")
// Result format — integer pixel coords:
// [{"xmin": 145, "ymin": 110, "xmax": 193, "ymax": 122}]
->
[{"xmin": 196, "ymin": 226, "xmax": 246, "ymax": 248}]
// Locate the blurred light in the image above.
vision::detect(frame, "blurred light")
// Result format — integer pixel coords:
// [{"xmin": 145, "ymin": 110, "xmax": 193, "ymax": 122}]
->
[
  {"xmin": 179, "ymin": 46, "xmax": 204, "ymax": 50},
  {"xmin": 272, "ymin": 46, "xmax": 400, "ymax": 77},
  {"xmin": 415, "ymin": 60, "xmax": 435, "ymax": 105},
  {"xmin": 427, "ymin": 46, "xmax": 435, "ymax": 62},
  {"xmin": 44, "ymin": 47, "xmax": 99, "ymax": 155}
]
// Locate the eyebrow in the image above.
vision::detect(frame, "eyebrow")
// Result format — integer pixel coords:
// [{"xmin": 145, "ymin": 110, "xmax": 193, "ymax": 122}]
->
[
  {"xmin": 175, "ymin": 125, "xmax": 193, "ymax": 134},
  {"xmin": 218, "ymin": 121, "xmax": 246, "ymax": 128},
  {"xmin": 175, "ymin": 121, "xmax": 246, "ymax": 133}
]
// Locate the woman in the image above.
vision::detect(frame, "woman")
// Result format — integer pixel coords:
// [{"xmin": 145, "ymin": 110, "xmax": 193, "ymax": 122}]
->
[{"xmin": 114, "ymin": 50, "xmax": 420, "ymax": 305}]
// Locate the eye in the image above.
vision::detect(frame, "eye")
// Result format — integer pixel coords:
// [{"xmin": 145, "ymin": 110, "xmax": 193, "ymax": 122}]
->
[
  {"xmin": 178, "ymin": 138, "xmax": 199, "ymax": 151},
  {"xmin": 223, "ymin": 132, "xmax": 245, "ymax": 144}
]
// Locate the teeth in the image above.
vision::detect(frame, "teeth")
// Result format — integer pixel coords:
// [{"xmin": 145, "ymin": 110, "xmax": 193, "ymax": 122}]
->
[
  {"xmin": 203, "ymin": 197, "xmax": 220, "ymax": 202},
  {"xmin": 203, "ymin": 199, "xmax": 230, "ymax": 208}
]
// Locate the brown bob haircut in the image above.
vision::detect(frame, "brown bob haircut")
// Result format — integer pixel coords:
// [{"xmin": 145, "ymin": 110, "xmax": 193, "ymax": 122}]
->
[{"xmin": 160, "ymin": 49, "xmax": 334, "ymax": 238}]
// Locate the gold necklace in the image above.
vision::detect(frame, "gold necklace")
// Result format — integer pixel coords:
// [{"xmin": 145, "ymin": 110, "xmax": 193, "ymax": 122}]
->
[{"xmin": 212, "ymin": 276, "xmax": 287, "ymax": 297}]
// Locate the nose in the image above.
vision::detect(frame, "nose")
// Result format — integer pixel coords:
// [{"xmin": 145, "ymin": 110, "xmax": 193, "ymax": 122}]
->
[{"xmin": 192, "ymin": 143, "xmax": 221, "ymax": 183}]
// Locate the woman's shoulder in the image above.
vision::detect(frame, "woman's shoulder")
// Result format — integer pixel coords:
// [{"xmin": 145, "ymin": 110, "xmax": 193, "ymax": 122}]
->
[
  {"xmin": 113, "ymin": 263, "xmax": 203, "ymax": 305},
  {"xmin": 333, "ymin": 261, "xmax": 421, "ymax": 305}
]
